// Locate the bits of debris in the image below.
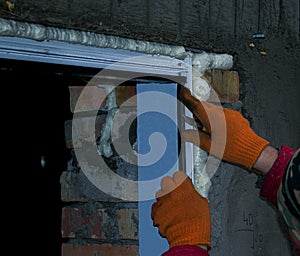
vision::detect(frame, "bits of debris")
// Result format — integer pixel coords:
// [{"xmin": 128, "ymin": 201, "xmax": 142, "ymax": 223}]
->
[
  {"xmin": 5, "ymin": 1, "xmax": 15, "ymax": 12},
  {"xmin": 249, "ymin": 34, "xmax": 267, "ymax": 56},
  {"xmin": 252, "ymin": 33, "xmax": 266, "ymax": 39},
  {"xmin": 259, "ymin": 51, "xmax": 267, "ymax": 56}
]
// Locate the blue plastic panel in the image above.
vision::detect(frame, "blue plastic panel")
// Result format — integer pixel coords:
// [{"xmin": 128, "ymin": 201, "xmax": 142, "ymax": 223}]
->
[{"xmin": 137, "ymin": 83, "xmax": 178, "ymax": 256}]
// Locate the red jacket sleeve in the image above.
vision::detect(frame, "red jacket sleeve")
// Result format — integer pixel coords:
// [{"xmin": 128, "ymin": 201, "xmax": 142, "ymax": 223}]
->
[
  {"xmin": 260, "ymin": 145, "xmax": 300, "ymax": 254},
  {"xmin": 259, "ymin": 145, "xmax": 296, "ymax": 206},
  {"xmin": 162, "ymin": 245, "xmax": 209, "ymax": 256}
]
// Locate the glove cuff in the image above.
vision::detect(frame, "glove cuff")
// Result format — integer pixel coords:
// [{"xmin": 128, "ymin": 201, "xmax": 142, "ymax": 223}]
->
[
  {"xmin": 232, "ymin": 127, "xmax": 270, "ymax": 169},
  {"xmin": 166, "ymin": 218, "xmax": 211, "ymax": 249}
]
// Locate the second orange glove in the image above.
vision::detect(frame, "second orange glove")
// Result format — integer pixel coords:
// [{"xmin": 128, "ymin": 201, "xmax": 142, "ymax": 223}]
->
[{"xmin": 151, "ymin": 171, "xmax": 211, "ymax": 249}]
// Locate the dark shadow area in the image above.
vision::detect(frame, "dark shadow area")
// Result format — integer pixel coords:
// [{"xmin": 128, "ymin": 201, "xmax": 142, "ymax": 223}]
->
[{"xmin": 1, "ymin": 58, "xmax": 101, "ymax": 255}]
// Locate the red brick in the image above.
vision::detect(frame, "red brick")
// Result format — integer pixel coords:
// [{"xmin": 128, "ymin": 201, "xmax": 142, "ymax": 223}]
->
[
  {"xmin": 69, "ymin": 85, "xmax": 137, "ymax": 113},
  {"xmin": 64, "ymin": 114, "xmax": 106, "ymax": 149},
  {"xmin": 60, "ymin": 171, "xmax": 124, "ymax": 202},
  {"xmin": 205, "ymin": 69, "xmax": 240, "ymax": 103},
  {"xmin": 117, "ymin": 209, "xmax": 138, "ymax": 240},
  {"xmin": 61, "ymin": 207, "xmax": 108, "ymax": 239},
  {"xmin": 116, "ymin": 85, "xmax": 137, "ymax": 107},
  {"xmin": 69, "ymin": 86, "xmax": 107, "ymax": 113},
  {"xmin": 61, "ymin": 243, "xmax": 139, "ymax": 256}
]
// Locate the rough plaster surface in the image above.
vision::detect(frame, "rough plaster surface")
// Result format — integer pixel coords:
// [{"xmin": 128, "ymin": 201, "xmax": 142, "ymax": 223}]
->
[
  {"xmin": 209, "ymin": 164, "xmax": 294, "ymax": 255},
  {"xmin": 208, "ymin": 39, "xmax": 300, "ymax": 255},
  {"xmin": 237, "ymin": 39, "xmax": 300, "ymax": 149},
  {"xmin": 0, "ymin": 0, "xmax": 298, "ymax": 51}
]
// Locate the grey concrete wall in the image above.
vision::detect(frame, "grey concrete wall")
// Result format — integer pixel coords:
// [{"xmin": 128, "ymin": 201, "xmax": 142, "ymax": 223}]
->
[
  {"xmin": 208, "ymin": 33, "xmax": 300, "ymax": 256},
  {"xmin": 0, "ymin": 0, "xmax": 299, "ymax": 50},
  {"xmin": 209, "ymin": 164, "xmax": 295, "ymax": 255}
]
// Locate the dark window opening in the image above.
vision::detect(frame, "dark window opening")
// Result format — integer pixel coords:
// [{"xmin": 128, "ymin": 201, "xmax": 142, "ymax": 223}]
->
[{"xmin": 1, "ymin": 58, "xmax": 101, "ymax": 255}]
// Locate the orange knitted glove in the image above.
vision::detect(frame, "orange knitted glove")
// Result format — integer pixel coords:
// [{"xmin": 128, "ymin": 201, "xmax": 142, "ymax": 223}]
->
[
  {"xmin": 179, "ymin": 86, "xmax": 269, "ymax": 169},
  {"xmin": 151, "ymin": 171, "xmax": 210, "ymax": 249}
]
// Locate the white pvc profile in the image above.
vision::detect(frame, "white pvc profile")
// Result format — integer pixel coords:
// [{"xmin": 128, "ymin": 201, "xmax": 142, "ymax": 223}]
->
[
  {"xmin": 185, "ymin": 52, "xmax": 233, "ymax": 198},
  {"xmin": 0, "ymin": 36, "xmax": 189, "ymax": 78},
  {"xmin": 0, "ymin": 18, "xmax": 186, "ymax": 59}
]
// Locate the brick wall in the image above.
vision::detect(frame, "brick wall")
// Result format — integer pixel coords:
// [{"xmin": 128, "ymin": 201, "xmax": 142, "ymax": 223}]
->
[{"xmin": 61, "ymin": 84, "xmax": 139, "ymax": 255}]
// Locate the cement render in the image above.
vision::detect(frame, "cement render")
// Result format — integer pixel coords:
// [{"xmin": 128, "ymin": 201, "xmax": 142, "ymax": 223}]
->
[{"xmin": 208, "ymin": 37, "xmax": 300, "ymax": 256}]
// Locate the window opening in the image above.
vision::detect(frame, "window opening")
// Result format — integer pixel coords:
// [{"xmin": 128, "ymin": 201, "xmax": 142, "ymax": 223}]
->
[{"xmin": 1, "ymin": 37, "xmax": 190, "ymax": 255}]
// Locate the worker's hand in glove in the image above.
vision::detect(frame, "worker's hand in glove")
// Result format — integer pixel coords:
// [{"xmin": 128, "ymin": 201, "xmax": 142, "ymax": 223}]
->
[
  {"xmin": 151, "ymin": 171, "xmax": 210, "ymax": 250},
  {"xmin": 179, "ymin": 86, "xmax": 270, "ymax": 170}
]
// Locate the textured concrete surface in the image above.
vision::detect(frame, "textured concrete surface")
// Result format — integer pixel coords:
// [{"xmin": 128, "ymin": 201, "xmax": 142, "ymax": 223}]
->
[
  {"xmin": 0, "ymin": 0, "xmax": 298, "ymax": 51},
  {"xmin": 208, "ymin": 39, "xmax": 300, "ymax": 255}
]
